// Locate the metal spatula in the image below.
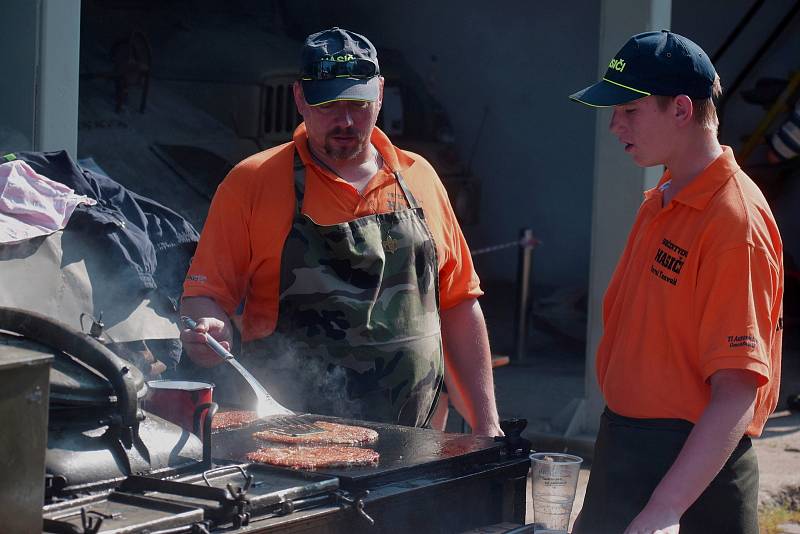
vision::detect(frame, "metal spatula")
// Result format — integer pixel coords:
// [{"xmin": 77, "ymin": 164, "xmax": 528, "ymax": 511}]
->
[{"xmin": 181, "ymin": 316, "xmax": 324, "ymax": 436}]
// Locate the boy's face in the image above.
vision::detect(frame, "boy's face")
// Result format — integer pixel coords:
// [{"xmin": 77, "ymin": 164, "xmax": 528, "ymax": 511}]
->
[{"xmin": 609, "ymin": 95, "xmax": 674, "ymax": 167}]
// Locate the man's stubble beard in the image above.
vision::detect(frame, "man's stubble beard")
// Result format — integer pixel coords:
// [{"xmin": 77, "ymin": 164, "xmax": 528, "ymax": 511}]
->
[{"xmin": 323, "ymin": 127, "xmax": 371, "ymax": 161}]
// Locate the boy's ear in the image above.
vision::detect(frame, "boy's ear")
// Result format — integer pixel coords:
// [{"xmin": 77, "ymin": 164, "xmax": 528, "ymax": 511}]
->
[{"xmin": 673, "ymin": 94, "xmax": 694, "ymax": 126}]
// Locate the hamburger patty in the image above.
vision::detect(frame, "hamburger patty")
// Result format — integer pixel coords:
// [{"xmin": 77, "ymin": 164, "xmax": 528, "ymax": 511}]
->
[
  {"xmin": 253, "ymin": 421, "xmax": 378, "ymax": 445},
  {"xmin": 211, "ymin": 410, "xmax": 259, "ymax": 431},
  {"xmin": 246, "ymin": 445, "xmax": 380, "ymax": 469}
]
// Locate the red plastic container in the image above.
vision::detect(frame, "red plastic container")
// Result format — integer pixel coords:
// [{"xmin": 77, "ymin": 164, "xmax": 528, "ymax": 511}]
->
[{"xmin": 144, "ymin": 380, "xmax": 214, "ymax": 435}]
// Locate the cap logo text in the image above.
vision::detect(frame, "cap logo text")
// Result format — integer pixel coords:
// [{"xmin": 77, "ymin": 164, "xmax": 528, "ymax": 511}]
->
[
  {"xmin": 608, "ymin": 58, "xmax": 626, "ymax": 72},
  {"xmin": 322, "ymin": 54, "xmax": 355, "ymax": 62}
]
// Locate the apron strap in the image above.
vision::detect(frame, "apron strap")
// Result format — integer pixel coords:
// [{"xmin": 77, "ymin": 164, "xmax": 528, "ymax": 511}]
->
[
  {"xmin": 292, "ymin": 150, "xmax": 306, "ymax": 214},
  {"xmin": 393, "ymin": 170, "xmax": 420, "ymax": 210}
]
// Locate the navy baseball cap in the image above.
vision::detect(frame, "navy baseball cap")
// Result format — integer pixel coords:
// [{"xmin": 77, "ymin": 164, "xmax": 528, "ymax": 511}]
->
[
  {"xmin": 570, "ymin": 30, "xmax": 716, "ymax": 107},
  {"xmin": 300, "ymin": 27, "xmax": 381, "ymax": 106}
]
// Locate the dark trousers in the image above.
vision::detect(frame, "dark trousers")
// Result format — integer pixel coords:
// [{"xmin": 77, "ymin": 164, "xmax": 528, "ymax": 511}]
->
[{"xmin": 572, "ymin": 408, "xmax": 759, "ymax": 534}]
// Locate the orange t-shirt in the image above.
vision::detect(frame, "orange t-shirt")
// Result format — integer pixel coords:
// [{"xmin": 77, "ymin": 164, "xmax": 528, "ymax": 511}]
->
[
  {"xmin": 597, "ymin": 147, "xmax": 783, "ymax": 436},
  {"xmin": 183, "ymin": 124, "xmax": 482, "ymax": 341}
]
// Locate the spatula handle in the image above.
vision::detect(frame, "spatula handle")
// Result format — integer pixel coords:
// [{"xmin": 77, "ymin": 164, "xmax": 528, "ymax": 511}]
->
[{"xmin": 180, "ymin": 315, "xmax": 294, "ymax": 417}]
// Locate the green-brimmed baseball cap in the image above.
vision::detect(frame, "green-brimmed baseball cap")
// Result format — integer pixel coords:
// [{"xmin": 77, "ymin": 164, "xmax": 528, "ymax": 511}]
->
[
  {"xmin": 300, "ymin": 27, "xmax": 381, "ymax": 106},
  {"xmin": 570, "ymin": 30, "xmax": 716, "ymax": 107}
]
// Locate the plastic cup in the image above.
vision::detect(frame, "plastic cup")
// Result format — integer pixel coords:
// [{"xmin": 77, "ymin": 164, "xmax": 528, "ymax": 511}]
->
[{"xmin": 529, "ymin": 452, "xmax": 583, "ymax": 534}]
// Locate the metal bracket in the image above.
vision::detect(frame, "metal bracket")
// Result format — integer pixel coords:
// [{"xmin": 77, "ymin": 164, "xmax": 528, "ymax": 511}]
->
[
  {"xmin": 335, "ymin": 490, "xmax": 375, "ymax": 526},
  {"xmin": 190, "ymin": 521, "xmax": 212, "ymax": 534},
  {"xmin": 80, "ymin": 312, "xmax": 106, "ymax": 340},
  {"xmin": 276, "ymin": 499, "xmax": 295, "ymax": 516},
  {"xmin": 226, "ymin": 475, "xmax": 253, "ymax": 528},
  {"xmin": 496, "ymin": 418, "xmax": 532, "ymax": 457},
  {"xmin": 79, "ymin": 507, "xmax": 121, "ymax": 534}
]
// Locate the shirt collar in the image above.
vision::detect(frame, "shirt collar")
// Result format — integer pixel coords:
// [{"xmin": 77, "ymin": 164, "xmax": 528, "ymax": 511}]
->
[{"xmin": 643, "ymin": 146, "xmax": 740, "ymax": 210}]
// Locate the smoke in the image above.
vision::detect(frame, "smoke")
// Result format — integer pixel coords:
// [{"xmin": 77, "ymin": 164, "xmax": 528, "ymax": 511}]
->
[{"xmin": 243, "ymin": 332, "xmax": 367, "ymax": 420}]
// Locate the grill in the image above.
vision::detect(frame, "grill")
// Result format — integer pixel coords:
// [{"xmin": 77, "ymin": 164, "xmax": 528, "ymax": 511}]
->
[
  {"xmin": 1, "ymin": 308, "xmax": 531, "ymax": 533},
  {"xmin": 42, "ymin": 412, "xmax": 531, "ymax": 533}
]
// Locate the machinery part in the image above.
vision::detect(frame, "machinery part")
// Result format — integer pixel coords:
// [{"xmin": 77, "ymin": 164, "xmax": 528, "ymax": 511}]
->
[{"xmin": 0, "ymin": 307, "xmax": 141, "ymax": 437}]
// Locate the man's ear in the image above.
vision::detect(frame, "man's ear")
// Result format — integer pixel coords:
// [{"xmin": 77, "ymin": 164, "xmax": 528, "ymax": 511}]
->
[
  {"xmin": 293, "ymin": 81, "xmax": 307, "ymax": 116},
  {"xmin": 376, "ymin": 77, "xmax": 385, "ymax": 108},
  {"xmin": 673, "ymin": 94, "xmax": 694, "ymax": 126}
]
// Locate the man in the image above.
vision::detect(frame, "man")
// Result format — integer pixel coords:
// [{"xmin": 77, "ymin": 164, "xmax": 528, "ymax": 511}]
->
[
  {"xmin": 180, "ymin": 27, "xmax": 501, "ymax": 436},
  {"xmin": 569, "ymin": 31, "xmax": 783, "ymax": 533}
]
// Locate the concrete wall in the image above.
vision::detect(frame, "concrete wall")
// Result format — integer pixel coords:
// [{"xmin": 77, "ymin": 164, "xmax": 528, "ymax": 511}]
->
[
  {"xmin": 284, "ymin": 1, "xmax": 602, "ymax": 288},
  {"xmin": 36, "ymin": 0, "xmax": 81, "ymax": 156},
  {"xmin": 0, "ymin": 0, "xmax": 38, "ymax": 151},
  {"xmin": 0, "ymin": 0, "xmax": 80, "ymax": 156}
]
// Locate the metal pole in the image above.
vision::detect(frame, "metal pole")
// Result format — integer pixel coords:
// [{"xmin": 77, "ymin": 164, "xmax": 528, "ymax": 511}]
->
[{"xmin": 513, "ymin": 228, "xmax": 535, "ymax": 362}]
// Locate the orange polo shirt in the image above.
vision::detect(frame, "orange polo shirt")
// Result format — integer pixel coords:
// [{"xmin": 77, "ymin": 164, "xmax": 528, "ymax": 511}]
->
[
  {"xmin": 183, "ymin": 124, "xmax": 482, "ymax": 341},
  {"xmin": 597, "ymin": 147, "xmax": 783, "ymax": 436}
]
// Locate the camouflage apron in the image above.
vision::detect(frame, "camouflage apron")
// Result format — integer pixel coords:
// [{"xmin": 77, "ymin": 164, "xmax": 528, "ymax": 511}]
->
[{"xmin": 241, "ymin": 151, "xmax": 443, "ymax": 427}]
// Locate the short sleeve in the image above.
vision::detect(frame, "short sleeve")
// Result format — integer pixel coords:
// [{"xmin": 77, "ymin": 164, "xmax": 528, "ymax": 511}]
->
[
  {"xmin": 425, "ymin": 177, "xmax": 482, "ymax": 310},
  {"xmin": 695, "ymin": 244, "xmax": 780, "ymax": 385},
  {"xmin": 437, "ymin": 213, "xmax": 483, "ymax": 310},
  {"xmin": 182, "ymin": 179, "xmax": 251, "ymax": 314}
]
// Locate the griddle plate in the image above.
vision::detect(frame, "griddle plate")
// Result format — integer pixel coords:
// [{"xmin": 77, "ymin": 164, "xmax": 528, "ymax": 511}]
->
[{"xmin": 212, "ymin": 415, "xmax": 504, "ymax": 487}]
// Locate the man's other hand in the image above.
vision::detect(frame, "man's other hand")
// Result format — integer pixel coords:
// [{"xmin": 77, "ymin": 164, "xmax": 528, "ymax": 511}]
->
[{"xmin": 623, "ymin": 501, "xmax": 680, "ymax": 534}]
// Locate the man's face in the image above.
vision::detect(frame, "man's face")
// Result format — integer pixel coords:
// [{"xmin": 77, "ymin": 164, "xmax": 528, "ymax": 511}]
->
[
  {"xmin": 294, "ymin": 79, "xmax": 383, "ymax": 161},
  {"xmin": 609, "ymin": 96, "xmax": 673, "ymax": 167}
]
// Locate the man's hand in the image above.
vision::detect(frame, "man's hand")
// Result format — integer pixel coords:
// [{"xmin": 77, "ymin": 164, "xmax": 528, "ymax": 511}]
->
[
  {"xmin": 180, "ymin": 297, "xmax": 234, "ymax": 368},
  {"xmin": 623, "ymin": 501, "xmax": 680, "ymax": 534},
  {"xmin": 180, "ymin": 317, "xmax": 232, "ymax": 367}
]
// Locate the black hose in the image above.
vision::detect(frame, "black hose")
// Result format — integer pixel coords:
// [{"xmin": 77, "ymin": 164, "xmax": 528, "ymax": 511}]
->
[
  {"xmin": 0, "ymin": 307, "xmax": 141, "ymax": 429},
  {"xmin": 711, "ymin": 0, "xmax": 766, "ymax": 64}
]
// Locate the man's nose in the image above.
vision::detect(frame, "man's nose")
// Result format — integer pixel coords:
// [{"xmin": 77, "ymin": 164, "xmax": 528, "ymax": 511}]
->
[{"xmin": 333, "ymin": 105, "xmax": 354, "ymax": 127}]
